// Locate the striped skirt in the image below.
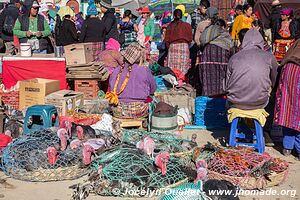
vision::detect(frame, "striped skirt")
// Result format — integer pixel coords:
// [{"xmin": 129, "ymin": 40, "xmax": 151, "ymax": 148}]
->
[
  {"xmin": 112, "ymin": 102, "xmax": 148, "ymax": 119},
  {"xmin": 166, "ymin": 43, "xmax": 191, "ymax": 75},
  {"xmin": 274, "ymin": 63, "xmax": 300, "ymax": 132},
  {"xmin": 197, "ymin": 44, "xmax": 231, "ymax": 96}
]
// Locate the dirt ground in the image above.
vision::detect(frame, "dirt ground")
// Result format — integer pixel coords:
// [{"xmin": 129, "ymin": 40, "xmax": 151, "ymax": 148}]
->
[{"xmin": 0, "ymin": 129, "xmax": 299, "ymax": 200}]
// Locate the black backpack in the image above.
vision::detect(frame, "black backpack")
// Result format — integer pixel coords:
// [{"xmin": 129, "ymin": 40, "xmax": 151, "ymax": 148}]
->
[{"xmin": 3, "ymin": 15, "xmax": 15, "ymax": 35}]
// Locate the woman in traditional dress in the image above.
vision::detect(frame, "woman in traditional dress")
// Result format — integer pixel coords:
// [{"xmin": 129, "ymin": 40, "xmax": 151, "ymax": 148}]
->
[
  {"xmin": 164, "ymin": 9, "xmax": 193, "ymax": 81},
  {"xmin": 231, "ymin": 4, "xmax": 253, "ymax": 44},
  {"xmin": 136, "ymin": 7, "xmax": 155, "ymax": 59},
  {"xmin": 118, "ymin": 9, "xmax": 138, "ymax": 50},
  {"xmin": 197, "ymin": 19, "xmax": 234, "ymax": 96},
  {"xmin": 106, "ymin": 43, "xmax": 156, "ymax": 119},
  {"xmin": 272, "ymin": 8, "xmax": 297, "ymax": 61},
  {"xmin": 274, "ymin": 39, "xmax": 300, "ymax": 160}
]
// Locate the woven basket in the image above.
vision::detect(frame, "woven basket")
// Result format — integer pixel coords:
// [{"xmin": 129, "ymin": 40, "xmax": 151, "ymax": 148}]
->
[
  {"xmin": 7, "ymin": 165, "xmax": 88, "ymax": 182},
  {"xmin": 266, "ymin": 169, "xmax": 289, "ymax": 187},
  {"xmin": 208, "ymin": 168, "xmax": 289, "ymax": 190},
  {"xmin": 208, "ymin": 170, "xmax": 267, "ymax": 190}
]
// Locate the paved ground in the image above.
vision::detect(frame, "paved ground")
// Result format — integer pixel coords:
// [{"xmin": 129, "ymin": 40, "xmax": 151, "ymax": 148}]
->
[{"xmin": 0, "ymin": 129, "xmax": 299, "ymax": 200}]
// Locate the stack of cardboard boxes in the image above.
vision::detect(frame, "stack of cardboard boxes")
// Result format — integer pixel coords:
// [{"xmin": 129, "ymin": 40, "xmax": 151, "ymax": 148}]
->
[
  {"xmin": 64, "ymin": 43, "xmax": 103, "ymax": 101},
  {"xmin": 18, "ymin": 78, "xmax": 83, "ymax": 116}
]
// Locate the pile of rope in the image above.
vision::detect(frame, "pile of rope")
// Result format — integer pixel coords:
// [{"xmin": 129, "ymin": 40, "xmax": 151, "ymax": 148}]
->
[
  {"xmin": 192, "ymin": 143, "xmax": 289, "ymax": 189},
  {"xmin": 1, "ymin": 130, "xmax": 89, "ymax": 182},
  {"xmin": 208, "ymin": 146, "xmax": 272, "ymax": 178}
]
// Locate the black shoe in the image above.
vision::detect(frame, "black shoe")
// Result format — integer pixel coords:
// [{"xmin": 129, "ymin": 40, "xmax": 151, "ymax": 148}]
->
[{"xmin": 282, "ymin": 149, "xmax": 292, "ymax": 156}]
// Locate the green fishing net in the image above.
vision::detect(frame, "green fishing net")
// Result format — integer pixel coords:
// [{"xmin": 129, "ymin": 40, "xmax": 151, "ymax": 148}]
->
[
  {"xmin": 122, "ymin": 129, "xmax": 194, "ymax": 153},
  {"xmin": 89, "ymin": 145, "xmax": 196, "ymax": 197}
]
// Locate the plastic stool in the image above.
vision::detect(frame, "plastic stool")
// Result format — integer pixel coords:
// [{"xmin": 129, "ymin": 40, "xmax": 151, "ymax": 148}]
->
[
  {"xmin": 229, "ymin": 117, "xmax": 265, "ymax": 153},
  {"xmin": 24, "ymin": 105, "xmax": 59, "ymax": 134}
]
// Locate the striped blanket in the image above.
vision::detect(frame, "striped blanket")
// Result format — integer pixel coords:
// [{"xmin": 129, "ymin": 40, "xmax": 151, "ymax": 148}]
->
[
  {"xmin": 166, "ymin": 43, "xmax": 191, "ymax": 75},
  {"xmin": 274, "ymin": 63, "xmax": 300, "ymax": 132}
]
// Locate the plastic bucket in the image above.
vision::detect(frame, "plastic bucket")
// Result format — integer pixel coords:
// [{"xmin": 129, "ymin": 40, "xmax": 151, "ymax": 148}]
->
[
  {"xmin": 151, "ymin": 113, "xmax": 178, "ymax": 131},
  {"xmin": 20, "ymin": 43, "xmax": 32, "ymax": 57}
]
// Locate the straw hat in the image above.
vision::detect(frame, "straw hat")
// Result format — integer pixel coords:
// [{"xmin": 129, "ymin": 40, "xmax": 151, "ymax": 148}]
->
[{"xmin": 121, "ymin": 43, "xmax": 145, "ymax": 65}]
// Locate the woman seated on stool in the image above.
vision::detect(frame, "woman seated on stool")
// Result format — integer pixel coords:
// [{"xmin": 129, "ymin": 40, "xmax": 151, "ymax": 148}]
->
[
  {"xmin": 226, "ymin": 29, "xmax": 278, "ymax": 145},
  {"xmin": 106, "ymin": 43, "xmax": 156, "ymax": 119}
]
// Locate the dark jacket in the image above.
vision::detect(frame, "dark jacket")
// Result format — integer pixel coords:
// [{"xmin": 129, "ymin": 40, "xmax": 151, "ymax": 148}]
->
[
  {"xmin": 18, "ymin": 14, "xmax": 48, "ymax": 51},
  {"xmin": 272, "ymin": 19, "xmax": 297, "ymax": 42},
  {"xmin": 295, "ymin": 19, "xmax": 300, "ymax": 40},
  {"xmin": 79, "ymin": 17, "xmax": 106, "ymax": 43},
  {"xmin": 267, "ymin": 7, "xmax": 281, "ymax": 30},
  {"xmin": 226, "ymin": 29, "xmax": 278, "ymax": 110},
  {"xmin": 60, "ymin": 18, "xmax": 78, "ymax": 46},
  {"xmin": 0, "ymin": 3, "xmax": 19, "ymax": 41},
  {"xmin": 102, "ymin": 9, "xmax": 119, "ymax": 42}
]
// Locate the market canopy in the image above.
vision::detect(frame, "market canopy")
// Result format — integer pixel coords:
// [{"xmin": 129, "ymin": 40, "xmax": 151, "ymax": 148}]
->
[
  {"xmin": 95, "ymin": 0, "xmax": 150, "ymax": 16},
  {"xmin": 150, "ymin": 0, "xmax": 200, "ymax": 7}
]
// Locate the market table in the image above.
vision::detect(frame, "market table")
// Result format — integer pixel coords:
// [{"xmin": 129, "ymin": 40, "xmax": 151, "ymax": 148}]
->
[{"xmin": 2, "ymin": 55, "xmax": 67, "ymax": 90}]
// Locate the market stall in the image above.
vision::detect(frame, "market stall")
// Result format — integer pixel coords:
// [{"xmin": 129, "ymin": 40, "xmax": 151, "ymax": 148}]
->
[{"xmin": 2, "ymin": 56, "xmax": 67, "ymax": 90}]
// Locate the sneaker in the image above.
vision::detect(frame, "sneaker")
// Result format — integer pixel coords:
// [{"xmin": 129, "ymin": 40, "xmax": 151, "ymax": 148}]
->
[
  {"xmin": 264, "ymin": 131, "xmax": 275, "ymax": 147},
  {"xmin": 282, "ymin": 149, "xmax": 292, "ymax": 156}
]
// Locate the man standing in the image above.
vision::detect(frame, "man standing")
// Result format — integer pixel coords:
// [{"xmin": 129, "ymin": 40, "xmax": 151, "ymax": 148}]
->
[
  {"xmin": 0, "ymin": 0, "xmax": 22, "ymax": 55},
  {"xmin": 13, "ymin": 0, "xmax": 51, "ymax": 54},
  {"xmin": 186, "ymin": 0, "xmax": 210, "ymax": 37},
  {"xmin": 100, "ymin": 0, "xmax": 119, "ymax": 43}
]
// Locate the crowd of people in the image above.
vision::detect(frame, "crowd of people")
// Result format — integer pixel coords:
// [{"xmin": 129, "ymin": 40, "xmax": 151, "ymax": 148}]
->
[{"xmin": 0, "ymin": 0, "xmax": 299, "ymax": 159}]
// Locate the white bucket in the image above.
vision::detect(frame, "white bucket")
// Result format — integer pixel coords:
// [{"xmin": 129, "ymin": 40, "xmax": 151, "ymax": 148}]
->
[{"xmin": 20, "ymin": 43, "xmax": 32, "ymax": 57}]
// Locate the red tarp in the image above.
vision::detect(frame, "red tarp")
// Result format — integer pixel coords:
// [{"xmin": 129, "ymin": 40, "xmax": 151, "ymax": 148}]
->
[
  {"xmin": 2, "ymin": 57, "xmax": 67, "ymax": 90},
  {"xmin": 254, "ymin": 0, "xmax": 300, "ymax": 27}
]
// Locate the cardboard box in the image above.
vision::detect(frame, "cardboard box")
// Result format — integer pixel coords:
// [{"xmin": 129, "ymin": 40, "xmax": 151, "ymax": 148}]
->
[
  {"xmin": 19, "ymin": 78, "xmax": 60, "ymax": 109},
  {"xmin": 64, "ymin": 43, "xmax": 94, "ymax": 65},
  {"xmin": 45, "ymin": 90, "xmax": 84, "ymax": 116}
]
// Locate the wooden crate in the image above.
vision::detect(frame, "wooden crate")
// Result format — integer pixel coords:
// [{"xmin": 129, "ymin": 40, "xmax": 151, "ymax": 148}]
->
[{"xmin": 74, "ymin": 80, "xmax": 99, "ymax": 100}]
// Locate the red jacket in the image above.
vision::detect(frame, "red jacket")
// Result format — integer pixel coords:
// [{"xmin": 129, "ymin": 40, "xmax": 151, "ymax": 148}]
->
[{"xmin": 165, "ymin": 20, "xmax": 193, "ymax": 48}]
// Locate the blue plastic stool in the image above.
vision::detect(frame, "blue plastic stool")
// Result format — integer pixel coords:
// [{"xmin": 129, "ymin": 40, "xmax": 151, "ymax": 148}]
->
[
  {"xmin": 229, "ymin": 117, "xmax": 265, "ymax": 153},
  {"xmin": 24, "ymin": 105, "xmax": 59, "ymax": 134}
]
